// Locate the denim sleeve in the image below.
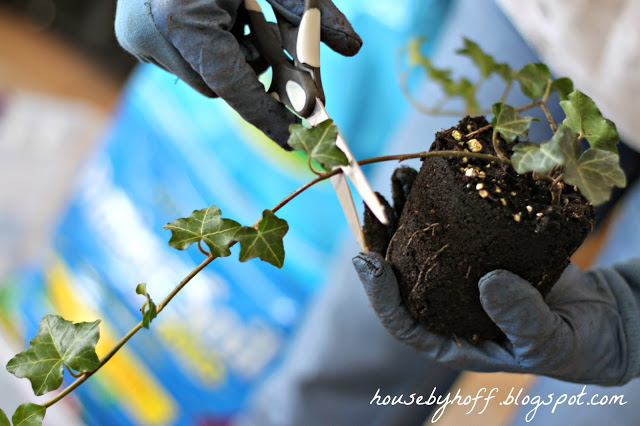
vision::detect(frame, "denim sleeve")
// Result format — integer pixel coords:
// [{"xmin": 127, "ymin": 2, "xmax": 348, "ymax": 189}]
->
[{"xmin": 598, "ymin": 260, "xmax": 640, "ymax": 385}]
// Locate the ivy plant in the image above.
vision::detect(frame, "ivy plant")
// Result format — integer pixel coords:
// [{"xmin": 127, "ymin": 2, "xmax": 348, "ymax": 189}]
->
[{"xmin": 1, "ymin": 38, "xmax": 626, "ymax": 424}]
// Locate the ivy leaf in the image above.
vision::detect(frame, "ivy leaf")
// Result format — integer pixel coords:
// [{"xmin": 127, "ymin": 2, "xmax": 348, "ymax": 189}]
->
[
  {"xmin": 563, "ymin": 148, "xmax": 627, "ymax": 206},
  {"xmin": 560, "ymin": 90, "xmax": 619, "ymax": 153},
  {"xmin": 511, "ymin": 125, "xmax": 578, "ymax": 174},
  {"xmin": 234, "ymin": 210, "xmax": 289, "ymax": 268},
  {"xmin": 455, "ymin": 38, "xmax": 513, "ymax": 81},
  {"xmin": 407, "ymin": 37, "xmax": 455, "ymax": 89},
  {"xmin": 551, "ymin": 77, "xmax": 574, "ymax": 101},
  {"xmin": 511, "ymin": 143, "xmax": 555, "ymax": 174},
  {"xmin": 164, "ymin": 206, "xmax": 241, "ymax": 258},
  {"xmin": 492, "ymin": 102, "xmax": 538, "ymax": 143},
  {"xmin": 516, "ymin": 63, "xmax": 551, "ymax": 100},
  {"xmin": 456, "ymin": 38, "xmax": 496, "ymax": 78},
  {"xmin": 136, "ymin": 283, "xmax": 157, "ymax": 329},
  {"xmin": 493, "ymin": 63, "xmax": 514, "ymax": 82},
  {"xmin": 12, "ymin": 404, "xmax": 45, "ymax": 426},
  {"xmin": 288, "ymin": 120, "xmax": 348, "ymax": 170},
  {"xmin": 407, "ymin": 36, "xmax": 429, "ymax": 67},
  {"xmin": 0, "ymin": 409, "xmax": 9, "ymax": 426},
  {"xmin": 6, "ymin": 315, "xmax": 100, "ymax": 396}
]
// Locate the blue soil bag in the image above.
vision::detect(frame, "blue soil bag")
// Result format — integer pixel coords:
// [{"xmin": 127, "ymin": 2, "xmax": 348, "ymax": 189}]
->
[{"xmin": 2, "ymin": 1, "xmax": 450, "ymax": 424}]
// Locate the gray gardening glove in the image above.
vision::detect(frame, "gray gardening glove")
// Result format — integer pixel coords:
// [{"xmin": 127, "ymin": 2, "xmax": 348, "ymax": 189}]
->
[
  {"xmin": 114, "ymin": 0, "xmax": 361, "ymax": 148},
  {"xmin": 353, "ymin": 252, "xmax": 640, "ymax": 386}
]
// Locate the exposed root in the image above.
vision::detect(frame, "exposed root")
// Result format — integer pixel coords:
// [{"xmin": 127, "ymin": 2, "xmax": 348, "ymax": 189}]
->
[
  {"xmin": 385, "ymin": 224, "xmax": 404, "ymax": 259},
  {"xmin": 409, "ymin": 243, "xmax": 450, "ymax": 297},
  {"xmin": 403, "ymin": 223, "xmax": 440, "ymax": 255},
  {"xmin": 452, "ymin": 334, "xmax": 462, "ymax": 347},
  {"xmin": 464, "ymin": 265, "xmax": 472, "ymax": 279}
]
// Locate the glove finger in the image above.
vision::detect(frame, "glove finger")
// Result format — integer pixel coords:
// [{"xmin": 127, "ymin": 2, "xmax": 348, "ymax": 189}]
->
[
  {"xmin": 151, "ymin": 0, "xmax": 299, "ymax": 148},
  {"xmin": 234, "ymin": 9, "xmax": 281, "ymax": 78},
  {"xmin": 237, "ymin": 35, "xmax": 270, "ymax": 77},
  {"xmin": 362, "ymin": 193, "xmax": 396, "ymax": 256},
  {"xmin": 479, "ymin": 270, "xmax": 569, "ymax": 363},
  {"xmin": 354, "ymin": 253, "xmax": 528, "ymax": 370},
  {"xmin": 391, "ymin": 166, "xmax": 418, "ymax": 219},
  {"xmin": 267, "ymin": 0, "xmax": 362, "ymax": 56},
  {"xmin": 353, "ymin": 252, "xmax": 444, "ymax": 347},
  {"xmin": 115, "ymin": 0, "xmax": 217, "ymax": 97}
]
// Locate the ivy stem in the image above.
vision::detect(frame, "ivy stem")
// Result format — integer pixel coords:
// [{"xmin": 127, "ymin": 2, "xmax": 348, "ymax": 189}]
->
[
  {"xmin": 271, "ymin": 150, "xmax": 509, "ymax": 214},
  {"xmin": 65, "ymin": 366, "xmax": 82, "ymax": 379},
  {"xmin": 197, "ymin": 240, "xmax": 210, "ymax": 256},
  {"xmin": 308, "ymin": 157, "xmax": 323, "ymax": 176},
  {"xmin": 539, "ymin": 103, "xmax": 557, "ymax": 133},
  {"xmin": 41, "ymin": 255, "xmax": 214, "ymax": 409},
  {"xmin": 515, "ymin": 80, "xmax": 557, "ymax": 133},
  {"xmin": 550, "ymin": 173, "xmax": 564, "ymax": 189},
  {"xmin": 466, "ymin": 124, "xmax": 493, "ymax": 139},
  {"xmin": 40, "ymin": 149, "xmax": 507, "ymax": 412},
  {"xmin": 500, "ymin": 78, "xmax": 514, "ymax": 101}
]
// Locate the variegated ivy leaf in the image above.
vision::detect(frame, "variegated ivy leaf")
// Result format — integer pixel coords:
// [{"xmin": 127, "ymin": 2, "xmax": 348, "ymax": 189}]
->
[
  {"xmin": 6, "ymin": 315, "xmax": 100, "ymax": 396},
  {"xmin": 511, "ymin": 125, "xmax": 578, "ymax": 174},
  {"xmin": 288, "ymin": 120, "xmax": 348, "ymax": 170},
  {"xmin": 11, "ymin": 404, "xmax": 46, "ymax": 426},
  {"xmin": 563, "ymin": 147, "xmax": 627, "ymax": 206},
  {"xmin": 492, "ymin": 102, "xmax": 538, "ymax": 143},
  {"xmin": 164, "ymin": 206, "xmax": 241, "ymax": 258},
  {"xmin": 560, "ymin": 90, "xmax": 619, "ymax": 153},
  {"xmin": 511, "ymin": 143, "xmax": 555, "ymax": 174},
  {"xmin": 516, "ymin": 63, "xmax": 551, "ymax": 100},
  {"xmin": 234, "ymin": 210, "xmax": 289, "ymax": 268}
]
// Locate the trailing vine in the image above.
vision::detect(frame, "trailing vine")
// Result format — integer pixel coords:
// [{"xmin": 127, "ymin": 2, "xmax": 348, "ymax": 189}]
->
[{"xmin": 0, "ymin": 38, "xmax": 625, "ymax": 425}]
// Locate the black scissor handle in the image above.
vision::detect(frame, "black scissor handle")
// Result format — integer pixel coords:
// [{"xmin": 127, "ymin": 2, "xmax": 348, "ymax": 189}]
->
[{"xmin": 244, "ymin": 0, "xmax": 323, "ymax": 118}]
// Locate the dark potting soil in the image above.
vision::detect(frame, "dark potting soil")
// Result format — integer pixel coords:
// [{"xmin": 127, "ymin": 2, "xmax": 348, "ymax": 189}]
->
[{"xmin": 366, "ymin": 116, "xmax": 594, "ymax": 341}]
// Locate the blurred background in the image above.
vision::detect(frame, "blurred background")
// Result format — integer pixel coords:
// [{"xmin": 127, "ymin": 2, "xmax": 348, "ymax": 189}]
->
[{"xmin": 0, "ymin": 1, "xmax": 634, "ymax": 425}]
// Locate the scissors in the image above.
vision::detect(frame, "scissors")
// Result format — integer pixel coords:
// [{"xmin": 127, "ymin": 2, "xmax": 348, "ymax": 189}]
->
[{"xmin": 243, "ymin": 0, "xmax": 388, "ymax": 250}]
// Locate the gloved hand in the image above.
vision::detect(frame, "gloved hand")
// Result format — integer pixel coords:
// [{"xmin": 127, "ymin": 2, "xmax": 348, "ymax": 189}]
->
[
  {"xmin": 353, "ymin": 252, "xmax": 640, "ymax": 386},
  {"xmin": 115, "ymin": 0, "xmax": 361, "ymax": 148}
]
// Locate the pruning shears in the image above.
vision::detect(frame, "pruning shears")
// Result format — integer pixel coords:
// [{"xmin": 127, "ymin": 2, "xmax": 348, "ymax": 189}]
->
[{"xmin": 244, "ymin": 0, "xmax": 388, "ymax": 250}]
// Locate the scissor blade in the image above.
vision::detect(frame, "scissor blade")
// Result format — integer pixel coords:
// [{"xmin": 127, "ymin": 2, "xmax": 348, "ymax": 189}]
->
[
  {"xmin": 307, "ymin": 100, "xmax": 389, "ymax": 225},
  {"xmin": 330, "ymin": 173, "xmax": 366, "ymax": 251}
]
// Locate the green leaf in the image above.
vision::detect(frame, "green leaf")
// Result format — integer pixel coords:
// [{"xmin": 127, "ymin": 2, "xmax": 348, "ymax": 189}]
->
[
  {"xmin": 511, "ymin": 143, "xmax": 555, "ymax": 174},
  {"xmin": 288, "ymin": 120, "xmax": 348, "ymax": 170},
  {"xmin": 456, "ymin": 38, "xmax": 496, "ymax": 78},
  {"xmin": 164, "ymin": 206, "xmax": 241, "ymax": 258},
  {"xmin": 551, "ymin": 77, "xmax": 574, "ymax": 101},
  {"xmin": 234, "ymin": 210, "xmax": 289, "ymax": 268},
  {"xmin": 492, "ymin": 102, "xmax": 538, "ymax": 143},
  {"xmin": 135, "ymin": 283, "xmax": 148, "ymax": 296},
  {"xmin": 493, "ymin": 63, "xmax": 514, "ymax": 82},
  {"xmin": 6, "ymin": 315, "xmax": 100, "ymax": 396},
  {"xmin": 407, "ymin": 36, "xmax": 429, "ymax": 67},
  {"xmin": 136, "ymin": 283, "xmax": 157, "ymax": 329},
  {"xmin": 0, "ymin": 409, "xmax": 9, "ymax": 426},
  {"xmin": 12, "ymin": 404, "xmax": 45, "ymax": 426},
  {"xmin": 560, "ymin": 90, "xmax": 619, "ymax": 153},
  {"xmin": 563, "ymin": 148, "xmax": 627, "ymax": 206},
  {"xmin": 516, "ymin": 63, "xmax": 550, "ymax": 99},
  {"xmin": 511, "ymin": 125, "xmax": 578, "ymax": 174}
]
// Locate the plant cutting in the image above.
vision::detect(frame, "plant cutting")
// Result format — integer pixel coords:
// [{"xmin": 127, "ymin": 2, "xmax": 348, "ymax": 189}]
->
[
  {"xmin": 365, "ymin": 38, "xmax": 626, "ymax": 341},
  {"xmin": 0, "ymin": 38, "xmax": 626, "ymax": 424}
]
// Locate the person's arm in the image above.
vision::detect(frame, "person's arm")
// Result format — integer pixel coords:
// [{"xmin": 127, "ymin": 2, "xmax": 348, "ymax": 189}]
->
[
  {"xmin": 354, "ymin": 253, "xmax": 640, "ymax": 386},
  {"xmin": 114, "ymin": 0, "xmax": 361, "ymax": 148}
]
